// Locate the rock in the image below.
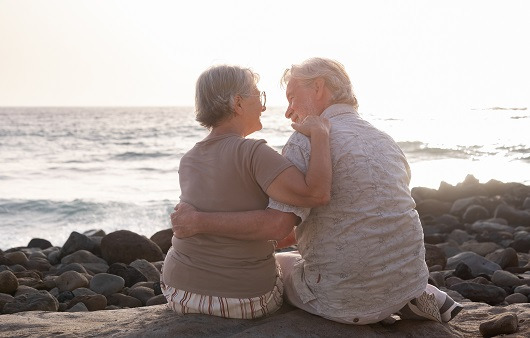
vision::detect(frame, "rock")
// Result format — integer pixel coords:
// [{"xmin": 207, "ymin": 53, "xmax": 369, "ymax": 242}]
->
[
  {"xmin": 107, "ymin": 293, "xmax": 143, "ymax": 308},
  {"xmin": 463, "ymin": 205, "xmax": 490, "ymax": 223},
  {"xmin": 0, "ymin": 293, "xmax": 15, "ymax": 312},
  {"xmin": 100, "ymin": 230, "xmax": 164, "ymax": 264},
  {"xmin": 523, "ymin": 197, "xmax": 530, "ymax": 210},
  {"xmin": 66, "ymin": 302, "xmax": 89, "ymax": 312},
  {"xmin": 510, "ymin": 235, "xmax": 530, "ymax": 253},
  {"xmin": 459, "ymin": 242, "xmax": 500, "ymax": 257},
  {"xmin": 128, "ymin": 286, "xmax": 155, "ymax": 305},
  {"xmin": 150, "ymin": 228, "xmax": 173, "ymax": 254},
  {"xmin": 505, "ymin": 293, "xmax": 528, "ymax": 304},
  {"xmin": 72, "ymin": 288, "xmax": 97, "ymax": 297},
  {"xmin": 83, "ymin": 229, "xmax": 106, "ymax": 237},
  {"xmin": 2, "ymin": 290, "xmax": 59, "ymax": 314},
  {"xmin": 55, "ymin": 270, "xmax": 89, "ymax": 292},
  {"xmin": 447, "ymin": 229, "xmax": 471, "ymax": 245},
  {"xmin": 4, "ymin": 251, "xmax": 28, "ymax": 266},
  {"xmin": 453, "ymin": 262, "xmax": 474, "ymax": 280},
  {"xmin": 446, "ymin": 251, "xmax": 502, "ymax": 276},
  {"xmin": 424, "ymin": 244, "xmax": 446, "ymax": 269},
  {"xmin": 14, "ymin": 285, "xmax": 40, "ymax": 297},
  {"xmin": 491, "ymin": 270, "xmax": 526, "ymax": 287},
  {"xmin": 67, "ymin": 294, "xmax": 107, "ymax": 311},
  {"xmin": 415, "ymin": 199, "xmax": 452, "ymax": 217},
  {"xmin": 59, "ymin": 231, "xmax": 97, "ymax": 258},
  {"xmin": 26, "ymin": 257, "xmax": 52, "ymax": 272},
  {"xmin": 27, "ymin": 238, "xmax": 52, "ymax": 249},
  {"xmin": 129, "ymin": 259, "xmax": 160, "ymax": 282},
  {"xmin": 61, "ymin": 250, "xmax": 106, "ymax": 265},
  {"xmin": 17, "ymin": 277, "xmax": 45, "ymax": 290},
  {"xmin": 469, "ymin": 220, "xmax": 514, "ymax": 234},
  {"xmin": 146, "ymin": 294, "xmax": 167, "ymax": 306},
  {"xmin": 89, "ymin": 273, "xmax": 125, "ymax": 296},
  {"xmin": 107, "ymin": 263, "xmax": 147, "ymax": 287},
  {"xmin": 449, "ymin": 282, "xmax": 507, "ymax": 305},
  {"xmin": 0, "ymin": 270, "xmax": 19, "ymax": 294},
  {"xmin": 485, "ymin": 248, "xmax": 519, "ymax": 269},
  {"xmin": 55, "ymin": 263, "xmax": 88, "ymax": 275},
  {"xmin": 57, "ymin": 291, "xmax": 75, "ymax": 303},
  {"xmin": 495, "ymin": 203, "xmax": 530, "ymax": 226},
  {"xmin": 479, "ymin": 313, "xmax": 519, "ymax": 336}
]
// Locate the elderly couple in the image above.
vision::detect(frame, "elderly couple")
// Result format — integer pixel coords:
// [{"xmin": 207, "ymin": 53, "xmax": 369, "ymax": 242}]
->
[{"xmin": 161, "ymin": 57, "xmax": 462, "ymax": 325}]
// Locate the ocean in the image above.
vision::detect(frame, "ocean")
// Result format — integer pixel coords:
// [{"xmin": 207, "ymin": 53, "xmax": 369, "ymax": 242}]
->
[{"xmin": 1, "ymin": 106, "xmax": 529, "ymax": 250}]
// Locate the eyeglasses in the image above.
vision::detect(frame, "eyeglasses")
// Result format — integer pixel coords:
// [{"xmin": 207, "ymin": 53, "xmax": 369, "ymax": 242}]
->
[{"xmin": 246, "ymin": 91, "xmax": 266, "ymax": 108}]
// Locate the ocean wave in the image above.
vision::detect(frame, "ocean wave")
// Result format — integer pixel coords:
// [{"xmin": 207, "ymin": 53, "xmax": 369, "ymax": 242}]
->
[
  {"xmin": 112, "ymin": 151, "xmax": 173, "ymax": 160},
  {"xmin": 397, "ymin": 141, "xmax": 492, "ymax": 161},
  {"xmin": 0, "ymin": 198, "xmax": 174, "ymax": 250}
]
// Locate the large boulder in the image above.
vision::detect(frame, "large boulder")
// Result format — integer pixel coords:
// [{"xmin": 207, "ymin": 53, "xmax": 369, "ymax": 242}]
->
[{"xmin": 100, "ymin": 230, "xmax": 164, "ymax": 264}]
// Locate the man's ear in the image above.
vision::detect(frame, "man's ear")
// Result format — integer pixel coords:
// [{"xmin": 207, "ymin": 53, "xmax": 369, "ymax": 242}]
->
[{"xmin": 313, "ymin": 77, "xmax": 326, "ymax": 100}]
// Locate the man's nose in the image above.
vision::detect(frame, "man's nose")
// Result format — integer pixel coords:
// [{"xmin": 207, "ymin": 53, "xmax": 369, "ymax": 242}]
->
[{"xmin": 285, "ymin": 107, "xmax": 293, "ymax": 119}]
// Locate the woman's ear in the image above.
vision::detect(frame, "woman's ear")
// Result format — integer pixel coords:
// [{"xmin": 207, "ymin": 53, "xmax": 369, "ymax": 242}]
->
[{"xmin": 233, "ymin": 95, "xmax": 244, "ymax": 116}]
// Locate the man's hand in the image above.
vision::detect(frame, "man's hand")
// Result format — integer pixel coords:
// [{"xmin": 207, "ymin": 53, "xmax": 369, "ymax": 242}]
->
[
  {"xmin": 291, "ymin": 115, "xmax": 331, "ymax": 137},
  {"xmin": 171, "ymin": 202, "xmax": 200, "ymax": 238}
]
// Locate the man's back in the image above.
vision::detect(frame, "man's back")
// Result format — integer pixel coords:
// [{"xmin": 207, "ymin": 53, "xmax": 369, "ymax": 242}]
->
[{"xmin": 285, "ymin": 104, "xmax": 429, "ymax": 321}]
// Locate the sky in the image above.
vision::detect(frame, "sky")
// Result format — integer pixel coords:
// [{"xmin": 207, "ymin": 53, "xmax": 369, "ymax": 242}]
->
[{"xmin": 1, "ymin": 0, "xmax": 529, "ymax": 113}]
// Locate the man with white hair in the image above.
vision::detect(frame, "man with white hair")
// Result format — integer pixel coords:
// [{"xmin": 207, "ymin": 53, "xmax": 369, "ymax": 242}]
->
[{"xmin": 171, "ymin": 57, "xmax": 462, "ymax": 324}]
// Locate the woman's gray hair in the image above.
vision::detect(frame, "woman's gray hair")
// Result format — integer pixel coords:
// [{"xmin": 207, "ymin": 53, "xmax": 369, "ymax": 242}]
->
[
  {"xmin": 281, "ymin": 57, "xmax": 358, "ymax": 110},
  {"xmin": 195, "ymin": 65, "xmax": 259, "ymax": 129}
]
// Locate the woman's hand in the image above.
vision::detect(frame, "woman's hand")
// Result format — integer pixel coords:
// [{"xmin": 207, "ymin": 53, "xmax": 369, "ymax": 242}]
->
[
  {"xmin": 291, "ymin": 115, "xmax": 331, "ymax": 137},
  {"xmin": 171, "ymin": 202, "xmax": 200, "ymax": 238}
]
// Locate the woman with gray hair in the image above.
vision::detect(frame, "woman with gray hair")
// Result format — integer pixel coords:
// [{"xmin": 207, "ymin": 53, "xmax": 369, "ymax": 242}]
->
[{"xmin": 161, "ymin": 64, "xmax": 332, "ymax": 319}]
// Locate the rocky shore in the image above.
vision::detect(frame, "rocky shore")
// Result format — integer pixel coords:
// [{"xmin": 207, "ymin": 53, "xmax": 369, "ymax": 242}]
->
[{"xmin": 1, "ymin": 175, "xmax": 530, "ymax": 337}]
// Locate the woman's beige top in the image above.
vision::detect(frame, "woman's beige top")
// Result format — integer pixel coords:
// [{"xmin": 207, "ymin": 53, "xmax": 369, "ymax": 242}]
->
[{"xmin": 163, "ymin": 133, "xmax": 293, "ymax": 298}]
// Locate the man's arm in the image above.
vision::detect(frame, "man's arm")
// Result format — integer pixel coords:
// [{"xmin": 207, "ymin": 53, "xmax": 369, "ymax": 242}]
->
[
  {"xmin": 171, "ymin": 202, "xmax": 298, "ymax": 241},
  {"xmin": 265, "ymin": 116, "xmax": 332, "ymax": 208}
]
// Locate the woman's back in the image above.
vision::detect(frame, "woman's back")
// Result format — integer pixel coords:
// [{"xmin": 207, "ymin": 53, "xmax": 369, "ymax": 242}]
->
[{"xmin": 163, "ymin": 134, "xmax": 292, "ymax": 298}]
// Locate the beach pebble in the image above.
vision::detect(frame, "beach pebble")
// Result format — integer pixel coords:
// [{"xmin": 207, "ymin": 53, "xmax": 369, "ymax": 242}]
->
[
  {"xmin": 26, "ymin": 257, "xmax": 51, "ymax": 271},
  {"xmin": 0, "ymin": 293, "xmax": 15, "ymax": 312},
  {"xmin": 513, "ymin": 285, "xmax": 530, "ymax": 296},
  {"xmin": 107, "ymin": 293, "xmax": 143, "ymax": 308},
  {"xmin": 128, "ymin": 286, "xmax": 155, "ymax": 305},
  {"xmin": 101, "ymin": 230, "xmax": 164, "ymax": 265},
  {"xmin": 2, "ymin": 290, "xmax": 59, "ymax": 314},
  {"xmin": 60, "ymin": 231, "xmax": 97, "ymax": 258},
  {"xmin": 66, "ymin": 302, "xmax": 89, "ymax": 312},
  {"xmin": 56, "ymin": 270, "xmax": 89, "ymax": 292},
  {"xmin": 57, "ymin": 291, "xmax": 75, "ymax": 303},
  {"xmin": 491, "ymin": 270, "xmax": 525, "ymax": 287},
  {"xmin": 447, "ymin": 252, "xmax": 501, "ymax": 276},
  {"xmin": 72, "ymin": 287, "xmax": 97, "ymax": 297},
  {"xmin": 485, "ymin": 248, "xmax": 519, "ymax": 269},
  {"xmin": 463, "ymin": 205, "xmax": 490, "ymax": 223},
  {"xmin": 447, "ymin": 229, "xmax": 471, "ymax": 245},
  {"xmin": 107, "ymin": 263, "xmax": 147, "ymax": 287},
  {"xmin": 61, "ymin": 250, "xmax": 107, "ymax": 265},
  {"xmin": 67, "ymin": 294, "xmax": 107, "ymax": 311},
  {"xmin": 89, "ymin": 273, "xmax": 124, "ymax": 296},
  {"xmin": 453, "ymin": 262, "xmax": 474, "ymax": 280},
  {"xmin": 509, "ymin": 235, "xmax": 530, "ymax": 253},
  {"xmin": 505, "ymin": 293, "xmax": 528, "ymax": 304},
  {"xmin": 4, "ymin": 252, "xmax": 28, "ymax": 266},
  {"xmin": 495, "ymin": 203, "xmax": 530, "ymax": 225},
  {"xmin": 460, "ymin": 242, "xmax": 500, "ymax": 257},
  {"xmin": 449, "ymin": 282, "xmax": 507, "ymax": 305},
  {"xmin": 56, "ymin": 263, "xmax": 88, "ymax": 275},
  {"xmin": 146, "ymin": 294, "xmax": 167, "ymax": 306},
  {"xmin": 0, "ymin": 270, "xmax": 18, "ymax": 294},
  {"xmin": 27, "ymin": 238, "xmax": 52, "ymax": 249},
  {"xmin": 479, "ymin": 313, "xmax": 519, "ymax": 337},
  {"xmin": 129, "ymin": 259, "xmax": 160, "ymax": 282},
  {"xmin": 150, "ymin": 228, "xmax": 173, "ymax": 254},
  {"xmin": 15, "ymin": 285, "xmax": 40, "ymax": 297}
]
